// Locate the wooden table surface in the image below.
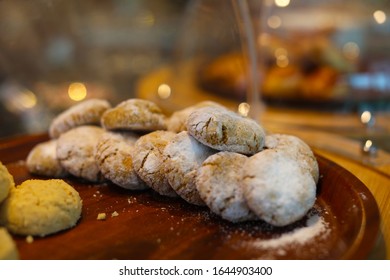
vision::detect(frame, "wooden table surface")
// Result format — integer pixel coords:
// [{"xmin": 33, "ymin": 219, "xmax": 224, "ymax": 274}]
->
[{"xmin": 136, "ymin": 64, "xmax": 390, "ymax": 259}]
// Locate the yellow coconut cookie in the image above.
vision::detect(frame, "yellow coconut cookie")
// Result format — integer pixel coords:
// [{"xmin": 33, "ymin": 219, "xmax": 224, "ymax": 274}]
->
[
  {"xmin": 0, "ymin": 227, "xmax": 19, "ymax": 260},
  {"xmin": 0, "ymin": 179, "xmax": 82, "ymax": 237},
  {"xmin": 0, "ymin": 161, "xmax": 14, "ymax": 204}
]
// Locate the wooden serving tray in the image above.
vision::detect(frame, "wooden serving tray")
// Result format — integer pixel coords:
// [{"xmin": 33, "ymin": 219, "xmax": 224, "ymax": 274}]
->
[{"xmin": 0, "ymin": 134, "xmax": 380, "ymax": 259}]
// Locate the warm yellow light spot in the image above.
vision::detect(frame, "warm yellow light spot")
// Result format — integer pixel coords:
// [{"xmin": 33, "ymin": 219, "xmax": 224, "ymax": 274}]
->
[
  {"xmin": 275, "ymin": 0, "xmax": 290, "ymax": 8},
  {"xmin": 373, "ymin": 10, "xmax": 386, "ymax": 24},
  {"xmin": 157, "ymin": 84, "xmax": 171, "ymax": 99},
  {"xmin": 363, "ymin": 140, "xmax": 373, "ymax": 152},
  {"xmin": 19, "ymin": 90, "xmax": 37, "ymax": 109},
  {"xmin": 343, "ymin": 42, "xmax": 360, "ymax": 60},
  {"xmin": 276, "ymin": 55, "xmax": 289, "ymax": 68},
  {"xmin": 68, "ymin": 82, "xmax": 87, "ymax": 101},
  {"xmin": 257, "ymin": 33, "xmax": 271, "ymax": 46},
  {"xmin": 267, "ymin": 15, "xmax": 282, "ymax": 29},
  {"xmin": 274, "ymin": 47, "xmax": 287, "ymax": 58},
  {"xmin": 360, "ymin": 110, "xmax": 372, "ymax": 124},
  {"xmin": 238, "ymin": 102, "xmax": 250, "ymax": 117}
]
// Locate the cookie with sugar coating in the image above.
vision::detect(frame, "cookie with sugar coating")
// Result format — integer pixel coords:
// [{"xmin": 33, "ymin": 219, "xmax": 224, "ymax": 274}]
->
[
  {"xmin": 132, "ymin": 130, "xmax": 178, "ymax": 197},
  {"xmin": 0, "ymin": 227, "xmax": 19, "ymax": 260},
  {"xmin": 95, "ymin": 131, "xmax": 148, "ymax": 190},
  {"xmin": 56, "ymin": 125, "xmax": 106, "ymax": 182},
  {"xmin": 167, "ymin": 101, "xmax": 226, "ymax": 133},
  {"xmin": 196, "ymin": 151, "xmax": 257, "ymax": 222},
  {"xmin": 0, "ymin": 161, "xmax": 14, "ymax": 204},
  {"xmin": 0, "ymin": 179, "xmax": 82, "ymax": 237},
  {"xmin": 49, "ymin": 98, "xmax": 111, "ymax": 138},
  {"xmin": 163, "ymin": 131, "xmax": 216, "ymax": 206},
  {"xmin": 101, "ymin": 98, "xmax": 167, "ymax": 132},
  {"xmin": 264, "ymin": 133, "xmax": 319, "ymax": 183},
  {"xmin": 186, "ymin": 106, "xmax": 265, "ymax": 155},
  {"xmin": 26, "ymin": 139, "xmax": 68, "ymax": 178},
  {"xmin": 242, "ymin": 149, "xmax": 316, "ymax": 227}
]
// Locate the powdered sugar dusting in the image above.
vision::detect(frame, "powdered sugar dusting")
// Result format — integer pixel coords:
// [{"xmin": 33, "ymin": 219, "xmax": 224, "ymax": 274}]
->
[{"xmin": 246, "ymin": 212, "xmax": 329, "ymax": 251}]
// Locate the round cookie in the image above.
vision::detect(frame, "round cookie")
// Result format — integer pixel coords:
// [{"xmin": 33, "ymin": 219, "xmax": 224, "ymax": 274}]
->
[
  {"xmin": 264, "ymin": 133, "xmax": 319, "ymax": 183},
  {"xmin": 163, "ymin": 131, "xmax": 216, "ymax": 206},
  {"xmin": 0, "ymin": 161, "xmax": 14, "ymax": 204},
  {"xmin": 95, "ymin": 131, "xmax": 148, "ymax": 190},
  {"xmin": 167, "ymin": 101, "xmax": 226, "ymax": 133},
  {"xmin": 242, "ymin": 149, "xmax": 316, "ymax": 227},
  {"xmin": 49, "ymin": 98, "xmax": 111, "ymax": 138},
  {"xmin": 56, "ymin": 125, "xmax": 106, "ymax": 182},
  {"xmin": 132, "ymin": 130, "xmax": 178, "ymax": 197},
  {"xmin": 0, "ymin": 179, "xmax": 82, "ymax": 237},
  {"xmin": 196, "ymin": 152, "xmax": 257, "ymax": 223},
  {"xmin": 186, "ymin": 106, "xmax": 265, "ymax": 155},
  {"xmin": 0, "ymin": 227, "xmax": 19, "ymax": 260},
  {"xmin": 101, "ymin": 98, "xmax": 167, "ymax": 132},
  {"xmin": 26, "ymin": 139, "xmax": 68, "ymax": 178}
]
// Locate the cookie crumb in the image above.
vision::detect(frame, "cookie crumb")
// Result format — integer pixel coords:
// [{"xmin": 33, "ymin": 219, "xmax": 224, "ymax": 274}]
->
[
  {"xmin": 26, "ymin": 235, "xmax": 34, "ymax": 244},
  {"xmin": 111, "ymin": 211, "xmax": 119, "ymax": 217},
  {"xmin": 97, "ymin": 213, "xmax": 107, "ymax": 220}
]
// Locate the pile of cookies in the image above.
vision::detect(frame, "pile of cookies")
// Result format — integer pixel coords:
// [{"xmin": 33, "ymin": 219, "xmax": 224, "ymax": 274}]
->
[{"xmin": 0, "ymin": 97, "xmax": 319, "ymax": 251}]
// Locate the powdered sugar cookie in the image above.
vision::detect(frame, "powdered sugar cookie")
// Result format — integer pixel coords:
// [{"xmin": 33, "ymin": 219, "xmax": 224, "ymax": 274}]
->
[
  {"xmin": 243, "ymin": 149, "xmax": 316, "ymax": 227},
  {"xmin": 0, "ymin": 161, "xmax": 14, "ymax": 204},
  {"xmin": 163, "ymin": 131, "xmax": 216, "ymax": 206},
  {"xmin": 49, "ymin": 98, "xmax": 111, "ymax": 138},
  {"xmin": 186, "ymin": 106, "xmax": 265, "ymax": 155},
  {"xmin": 0, "ymin": 227, "xmax": 19, "ymax": 259},
  {"xmin": 0, "ymin": 179, "xmax": 82, "ymax": 236},
  {"xmin": 95, "ymin": 131, "xmax": 148, "ymax": 190},
  {"xmin": 167, "ymin": 101, "xmax": 226, "ymax": 133},
  {"xmin": 196, "ymin": 152, "xmax": 257, "ymax": 222},
  {"xmin": 26, "ymin": 139, "xmax": 68, "ymax": 178},
  {"xmin": 56, "ymin": 125, "xmax": 105, "ymax": 182},
  {"xmin": 132, "ymin": 130, "xmax": 178, "ymax": 197},
  {"xmin": 101, "ymin": 98, "xmax": 167, "ymax": 132},
  {"xmin": 265, "ymin": 133, "xmax": 319, "ymax": 183}
]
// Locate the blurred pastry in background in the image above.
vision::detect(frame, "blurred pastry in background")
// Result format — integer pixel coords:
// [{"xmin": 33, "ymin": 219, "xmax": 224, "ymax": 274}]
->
[{"xmin": 197, "ymin": 29, "xmax": 355, "ymax": 105}]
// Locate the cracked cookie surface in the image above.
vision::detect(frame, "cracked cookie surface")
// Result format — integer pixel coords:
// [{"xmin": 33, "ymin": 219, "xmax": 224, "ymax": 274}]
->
[
  {"xmin": 49, "ymin": 98, "xmax": 111, "ymax": 138},
  {"xmin": 186, "ymin": 106, "xmax": 265, "ymax": 155},
  {"xmin": 163, "ymin": 131, "xmax": 216, "ymax": 206},
  {"xmin": 167, "ymin": 101, "xmax": 226, "ymax": 133},
  {"xmin": 101, "ymin": 98, "xmax": 167, "ymax": 131},
  {"xmin": 56, "ymin": 125, "xmax": 106, "ymax": 182},
  {"xmin": 95, "ymin": 131, "xmax": 148, "ymax": 190},
  {"xmin": 242, "ymin": 149, "xmax": 316, "ymax": 227},
  {"xmin": 196, "ymin": 151, "xmax": 257, "ymax": 222},
  {"xmin": 132, "ymin": 130, "xmax": 177, "ymax": 197},
  {"xmin": 264, "ymin": 133, "xmax": 319, "ymax": 183}
]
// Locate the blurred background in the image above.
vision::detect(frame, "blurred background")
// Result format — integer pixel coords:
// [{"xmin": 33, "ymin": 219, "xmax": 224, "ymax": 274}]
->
[
  {"xmin": 0, "ymin": 0, "xmax": 189, "ymax": 138},
  {"xmin": 0, "ymin": 0, "xmax": 389, "ymax": 158}
]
